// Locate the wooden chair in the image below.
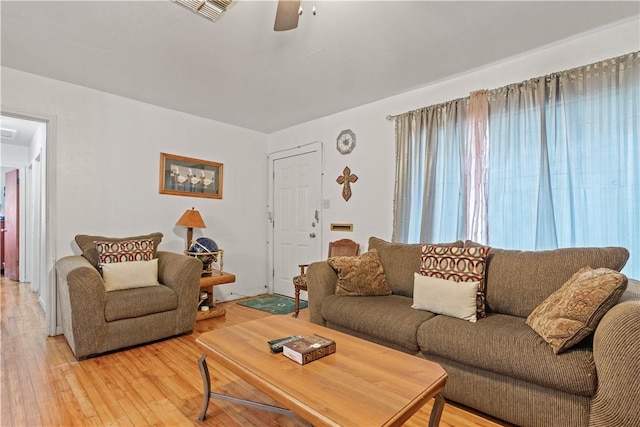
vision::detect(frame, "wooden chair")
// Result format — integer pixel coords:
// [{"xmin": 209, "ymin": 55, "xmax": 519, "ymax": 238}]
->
[{"xmin": 292, "ymin": 239, "xmax": 360, "ymax": 317}]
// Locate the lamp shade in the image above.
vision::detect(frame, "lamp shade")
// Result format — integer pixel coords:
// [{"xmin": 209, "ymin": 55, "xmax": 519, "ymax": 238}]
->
[{"xmin": 176, "ymin": 208, "xmax": 206, "ymax": 229}]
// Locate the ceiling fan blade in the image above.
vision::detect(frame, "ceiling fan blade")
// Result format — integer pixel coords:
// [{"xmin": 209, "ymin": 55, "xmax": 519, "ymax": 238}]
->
[{"xmin": 274, "ymin": 0, "xmax": 300, "ymax": 31}]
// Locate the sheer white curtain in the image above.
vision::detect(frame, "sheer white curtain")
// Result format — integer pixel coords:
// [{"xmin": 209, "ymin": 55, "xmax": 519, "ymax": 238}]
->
[
  {"xmin": 487, "ymin": 79, "xmax": 557, "ymax": 249},
  {"xmin": 393, "ymin": 52, "xmax": 639, "ymax": 279},
  {"xmin": 487, "ymin": 52, "xmax": 640, "ymax": 279}
]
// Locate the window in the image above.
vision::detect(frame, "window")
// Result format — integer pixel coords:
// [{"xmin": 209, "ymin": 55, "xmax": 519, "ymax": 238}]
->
[{"xmin": 393, "ymin": 53, "xmax": 640, "ymax": 279}]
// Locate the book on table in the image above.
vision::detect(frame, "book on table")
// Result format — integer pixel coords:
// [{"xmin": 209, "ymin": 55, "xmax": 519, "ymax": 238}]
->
[{"xmin": 282, "ymin": 334, "xmax": 336, "ymax": 365}]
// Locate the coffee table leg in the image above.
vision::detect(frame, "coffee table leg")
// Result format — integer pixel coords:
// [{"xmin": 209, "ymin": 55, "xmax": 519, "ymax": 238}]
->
[
  {"xmin": 198, "ymin": 353, "xmax": 311, "ymax": 425},
  {"xmin": 198, "ymin": 354, "xmax": 211, "ymax": 421},
  {"xmin": 428, "ymin": 393, "xmax": 445, "ymax": 427}
]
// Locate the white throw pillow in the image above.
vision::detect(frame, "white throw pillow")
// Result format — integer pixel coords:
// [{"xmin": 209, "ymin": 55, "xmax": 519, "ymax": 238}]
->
[
  {"xmin": 412, "ymin": 273, "xmax": 478, "ymax": 322},
  {"xmin": 102, "ymin": 259, "xmax": 160, "ymax": 292}
]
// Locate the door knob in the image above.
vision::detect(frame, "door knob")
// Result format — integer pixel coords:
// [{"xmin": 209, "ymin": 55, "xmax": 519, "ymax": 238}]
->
[{"xmin": 309, "ymin": 233, "xmax": 316, "ymax": 238}]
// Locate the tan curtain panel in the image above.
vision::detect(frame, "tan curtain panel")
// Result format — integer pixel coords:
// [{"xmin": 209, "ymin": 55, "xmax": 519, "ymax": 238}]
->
[{"xmin": 392, "ymin": 98, "xmax": 468, "ymax": 244}]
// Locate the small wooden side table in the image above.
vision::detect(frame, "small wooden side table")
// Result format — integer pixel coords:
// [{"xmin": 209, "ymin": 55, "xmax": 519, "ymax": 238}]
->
[{"xmin": 197, "ymin": 271, "xmax": 236, "ymax": 321}]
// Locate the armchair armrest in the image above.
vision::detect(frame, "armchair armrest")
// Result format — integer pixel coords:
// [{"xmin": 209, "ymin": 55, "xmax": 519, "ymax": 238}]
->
[
  {"xmin": 55, "ymin": 255, "xmax": 107, "ymax": 358},
  {"xmin": 306, "ymin": 261, "xmax": 338, "ymax": 325},
  {"xmin": 156, "ymin": 251, "xmax": 202, "ymax": 333},
  {"xmin": 590, "ymin": 279, "xmax": 640, "ymax": 427}
]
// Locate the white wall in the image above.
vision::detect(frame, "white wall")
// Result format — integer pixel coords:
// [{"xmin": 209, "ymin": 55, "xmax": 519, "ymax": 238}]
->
[
  {"xmin": 1, "ymin": 68, "xmax": 271, "ymax": 304},
  {"xmin": 267, "ymin": 18, "xmax": 640, "ymax": 252}
]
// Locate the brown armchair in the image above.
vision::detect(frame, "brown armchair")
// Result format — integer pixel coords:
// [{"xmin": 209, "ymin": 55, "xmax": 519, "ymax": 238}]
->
[
  {"xmin": 293, "ymin": 238, "xmax": 360, "ymax": 317},
  {"xmin": 55, "ymin": 233, "xmax": 202, "ymax": 359}
]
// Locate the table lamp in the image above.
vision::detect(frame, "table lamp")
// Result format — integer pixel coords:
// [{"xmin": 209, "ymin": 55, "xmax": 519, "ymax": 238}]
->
[{"xmin": 176, "ymin": 207, "xmax": 206, "ymax": 251}]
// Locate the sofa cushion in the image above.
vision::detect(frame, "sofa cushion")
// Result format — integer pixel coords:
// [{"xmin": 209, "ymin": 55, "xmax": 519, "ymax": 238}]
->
[
  {"xmin": 483, "ymin": 246, "xmax": 629, "ymax": 318},
  {"xmin": 105, "ymin": 285, "xmax": 178, "ymax": 322},
  {"xmin": 321, "ymin": 294, "xmax": 434, "ymax": 352},
  {"xmin": 417, "ymin": 313, "xmax": 597, "ymax": 396},
  {"xmin": 328, "ymin": 249, "xmax": 392, "ymax": 296},
  {"xmin": 527, "ymin": 267, "xmax": 628, "ymax": 354},
  {"xmin": 75, "ymin": 232, "xmax": 163, "ymax": 269},
  {"xmin": 420, "ymin": 244, "xmax": 490, "ymax": 319},
  {"xmin": 412, "ymin": 273, "xmax": 478, "ymax": 322},
  {"xmin": 102, "ymin": 259, "xmax": 160, "ymax": 292},
  {"xmin": 368, "ymin": 237, "xmax": 463, "ymax": 297}
]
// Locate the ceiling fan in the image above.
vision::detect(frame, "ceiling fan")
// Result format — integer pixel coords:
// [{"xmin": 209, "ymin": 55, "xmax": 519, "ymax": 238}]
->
[
  {"xmin": 175, "ymin": 0, "xmax": 313, "ymax": 31},
  {"xmin": 273, "ymin": 0, "xmax": 302, "ymax": 31},
  {"xmin": 273, "ymin": 0, "xmax": 317, "ymax": 31}
]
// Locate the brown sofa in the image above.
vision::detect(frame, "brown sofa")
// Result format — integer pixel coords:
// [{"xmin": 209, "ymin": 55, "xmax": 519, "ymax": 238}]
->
[
  {"xmin": 56, "ymin": 237, "xmax": 202, "ymax": 359},
  {"xmin": 307, "ymin": 237, "xmax": 640, "ymax": 427}
]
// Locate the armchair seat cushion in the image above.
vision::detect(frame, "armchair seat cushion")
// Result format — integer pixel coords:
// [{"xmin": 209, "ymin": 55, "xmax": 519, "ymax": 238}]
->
[{"xmin": 105, "ymin": 285, "xmax": 178, "ymax": 322}]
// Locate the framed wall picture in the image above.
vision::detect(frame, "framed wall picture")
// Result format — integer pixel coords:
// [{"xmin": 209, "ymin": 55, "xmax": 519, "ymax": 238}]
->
[{"xmin": 159, "ymin": 152, "xmax": 223, "ymax": 199}]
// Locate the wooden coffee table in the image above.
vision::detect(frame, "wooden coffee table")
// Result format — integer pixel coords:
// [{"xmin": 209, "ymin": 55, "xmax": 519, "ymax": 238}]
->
[{"xmin": 195, "ymin": 315, "xmax": 447, "ymax": 426}]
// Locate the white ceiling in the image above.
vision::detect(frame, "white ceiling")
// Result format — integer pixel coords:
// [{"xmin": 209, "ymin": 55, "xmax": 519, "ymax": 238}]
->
[
  {"xmin": 1, "ymin": 1, "xmax": 639, "ymax": 134},
  {"xmin": 1, "ymin": 115, "xmax": 41, "ymax": 147}
]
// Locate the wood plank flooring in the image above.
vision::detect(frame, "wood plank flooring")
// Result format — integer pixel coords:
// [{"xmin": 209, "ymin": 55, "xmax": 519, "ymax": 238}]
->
[{"xmin": 1, "ymin": 277, "xmax": 507, "ymax": 426}]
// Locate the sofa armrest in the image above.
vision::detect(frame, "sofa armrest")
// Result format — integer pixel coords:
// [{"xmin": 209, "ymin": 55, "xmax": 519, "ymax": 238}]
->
[
  {"xmin": 156, "ymin": 251, "xmax": 202, "ymax": 333},
  {"xmin": 590, "ymin": 279, "xmax": 640, "ymax": 427},
  {"xmin": 307, "ymin": 261, "xmax": 338, "ymax": 325},
  {"xmin": 55, "ymin": 255, "xmax": 108, "ymax": 358}
]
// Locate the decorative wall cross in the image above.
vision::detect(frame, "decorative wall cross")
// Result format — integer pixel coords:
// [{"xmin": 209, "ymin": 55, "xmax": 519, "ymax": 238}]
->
[{"xmin": 336, "ymin": 166, "xmax": 358, "ymax": 201}]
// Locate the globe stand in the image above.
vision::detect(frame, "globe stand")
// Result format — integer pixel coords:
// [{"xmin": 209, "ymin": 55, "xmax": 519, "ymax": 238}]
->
[{"xmin": 186, "ymin": 249, "xmax": 224, "ymax": 276}]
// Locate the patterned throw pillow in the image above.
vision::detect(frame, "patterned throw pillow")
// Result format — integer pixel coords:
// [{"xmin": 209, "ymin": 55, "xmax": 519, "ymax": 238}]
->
[
  {"xmin": 526, "ymin": 267, "xmax": 628, "ymax": 354},
  {"xmin": 95, "ymin": 238, "xmax": 155, "ymax": 266},
  {"xmin": 420, "ymin": 244, "xmax": 490, "ymax": 319},
  {"xmin": 328, "ymin": 249, "xmax": 392, "ymax": 296},
  {"xmin": 75, "ymin": 232, "xmax": 163, "ymax": 269}
]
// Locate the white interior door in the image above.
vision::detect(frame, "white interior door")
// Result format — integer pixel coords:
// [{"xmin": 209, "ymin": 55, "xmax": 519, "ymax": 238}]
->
[{"xmin": 271, "ymin": 148, "xmax": 322, "ymax": 297}]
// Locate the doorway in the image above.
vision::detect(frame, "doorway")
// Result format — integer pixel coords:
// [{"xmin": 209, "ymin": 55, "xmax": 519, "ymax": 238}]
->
[
  {"xmin": 268, "ymin": 143, "xmax": 323, "ymax": 298},
  {"xmin": 3, "ymin": 169, "xmax": 20, "ymax": 281},
  {"xmin": 1, "ymin": 110, "xmax": 57, "ymax": 336}
]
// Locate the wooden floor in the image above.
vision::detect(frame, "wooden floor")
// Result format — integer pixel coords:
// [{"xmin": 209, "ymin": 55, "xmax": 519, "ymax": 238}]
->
[{"xmin": 1, "ymin": 277, "xmax": 508, "ymax": 427}]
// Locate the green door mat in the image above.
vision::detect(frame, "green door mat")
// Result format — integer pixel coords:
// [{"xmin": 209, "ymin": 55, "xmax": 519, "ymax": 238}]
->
[{"xmin": 237, "ymin": 294, "xmax": 308, "ymax": 315}]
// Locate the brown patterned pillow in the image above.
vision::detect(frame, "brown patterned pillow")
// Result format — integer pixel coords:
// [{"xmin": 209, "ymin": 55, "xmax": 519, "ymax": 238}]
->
[
  {"xmin": 95, "ymin": 238, "xmax": 155, "ymax": 265},
  {"xmin": 420, "ymin": 244, "xmax": 490, "ymax": 319},
  {"xmin": 526, "ymin": 267, "xmax": 628, "ymax": 354},
  {"xmin": 328, "ymin": 249, "xmax": 392, "ymax": 296},
  {"xmin": 75, "ymin": 232, "xmax": 163, "ymax": 269}
]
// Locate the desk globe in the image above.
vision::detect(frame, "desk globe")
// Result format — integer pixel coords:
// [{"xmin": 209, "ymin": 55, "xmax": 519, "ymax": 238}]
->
[{"xmin": 189, "ymin": 237, "xmax": 219, "ymax": 273}]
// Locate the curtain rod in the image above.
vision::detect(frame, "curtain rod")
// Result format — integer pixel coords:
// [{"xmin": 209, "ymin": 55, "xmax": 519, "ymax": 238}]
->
[
  {"xmin": 385, "ymin": 96, "xmax": 470, "ymax": 122},
  {"xmin": 384, "ymin": 51, "xmax": 637, "ymax": 124}
]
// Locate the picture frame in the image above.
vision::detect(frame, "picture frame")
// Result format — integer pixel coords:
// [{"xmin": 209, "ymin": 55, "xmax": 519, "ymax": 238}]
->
[{"xmin": 159, "ymin": 152, "xmax": 223, "ymax": 199}]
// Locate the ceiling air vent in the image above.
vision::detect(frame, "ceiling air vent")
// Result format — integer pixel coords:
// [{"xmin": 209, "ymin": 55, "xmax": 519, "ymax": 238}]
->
[
  {"xmin": 174, "ymin": 0, "xmax": 236, "ymax": 22},
  {"xmin": 1, "ymin": 128, "xmax": 17, "ymax": 140}
]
